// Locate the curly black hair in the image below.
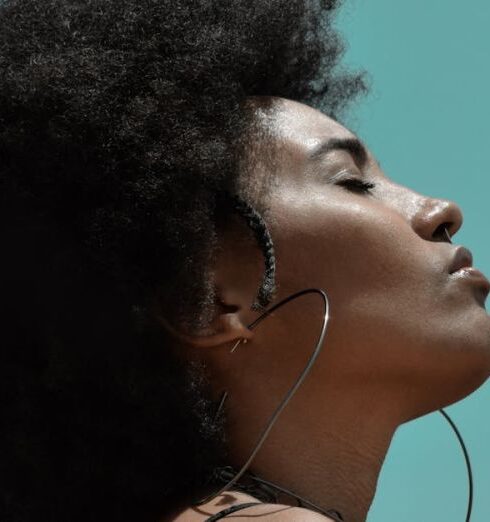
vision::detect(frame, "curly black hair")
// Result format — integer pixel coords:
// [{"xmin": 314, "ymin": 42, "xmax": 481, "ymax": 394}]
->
[{"xmin": 0, "ymin": 1, "xmax": 365, "ymax": 520}]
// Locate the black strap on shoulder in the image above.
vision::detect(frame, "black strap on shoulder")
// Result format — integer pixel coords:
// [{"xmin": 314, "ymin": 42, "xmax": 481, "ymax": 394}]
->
[
  {"xmin": 204, "ymin": 502, "xmax": 344, "ymax": 521},
  {"xmin": 204, "ymin": 502, "xmax": 262, "ymax": 521},
  {"xmin": 325, "ymin": 509, "xmax": 345, "ymax": 522}
]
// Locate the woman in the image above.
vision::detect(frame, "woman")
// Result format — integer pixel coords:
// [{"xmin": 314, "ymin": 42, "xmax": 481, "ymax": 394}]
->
[{"xmin": 1, "ymin": 1, "xmax": 489, "ymax": 521}]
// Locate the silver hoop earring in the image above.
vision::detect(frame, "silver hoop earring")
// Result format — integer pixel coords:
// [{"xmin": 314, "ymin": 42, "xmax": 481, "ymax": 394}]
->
[
  {"xmin": 194, "ymin": 288, "xmax": 334, "ymax": 517},
  {"xmin": 197, "ymin": 284, "xmax": 474, "ymax": 522}
]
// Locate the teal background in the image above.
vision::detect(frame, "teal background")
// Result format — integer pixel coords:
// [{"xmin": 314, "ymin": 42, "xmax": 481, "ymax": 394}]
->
[{"xmin": 337, "ymin": 1, "xmax": 490, "ymax": 521}]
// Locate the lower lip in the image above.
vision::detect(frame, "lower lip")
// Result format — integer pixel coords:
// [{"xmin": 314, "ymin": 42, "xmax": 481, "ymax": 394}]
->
[{"xmin": 451, "ymin": 267, "xmax": 490, "ymax": 302}]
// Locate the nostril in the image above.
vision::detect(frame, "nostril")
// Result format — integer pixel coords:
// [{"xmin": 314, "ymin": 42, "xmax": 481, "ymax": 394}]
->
[{"xmin": 433, "ymin": 222, "xmax": 453, "ymax": 242}]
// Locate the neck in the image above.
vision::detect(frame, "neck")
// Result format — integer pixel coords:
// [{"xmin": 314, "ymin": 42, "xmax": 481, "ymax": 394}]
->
[{"xmin": 227, "ymin": 386, "xmax": 402, "ymax": 522}]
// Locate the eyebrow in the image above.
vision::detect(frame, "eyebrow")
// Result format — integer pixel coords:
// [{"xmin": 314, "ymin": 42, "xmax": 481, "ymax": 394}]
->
[{"xmin": 308, "ymin": 137, "xmax": 368, "ymax": 168}]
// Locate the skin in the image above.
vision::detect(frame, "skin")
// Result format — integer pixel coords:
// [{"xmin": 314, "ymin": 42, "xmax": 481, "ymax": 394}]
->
[{"xmin": 167, "ymin": 97, "xmax": 490, "ymax": 522}]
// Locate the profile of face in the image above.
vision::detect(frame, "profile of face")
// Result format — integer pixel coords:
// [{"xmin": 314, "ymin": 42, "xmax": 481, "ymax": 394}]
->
[
  {"xmin": 207, "ymin": 96, "xmax": 490, "ymax": 435},
  {"xmin": 171, "ymin": 96, "xmax": 490, "ymax": 520}
]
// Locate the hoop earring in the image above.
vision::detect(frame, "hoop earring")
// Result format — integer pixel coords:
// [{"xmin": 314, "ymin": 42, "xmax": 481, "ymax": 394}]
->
[
  {"xmin": 196, "ymin": 284, "xmax": 474, "ymax": 522},
  {"xmin": 194, "ymin": 288, "xmax": 333, "ymax": 517}
]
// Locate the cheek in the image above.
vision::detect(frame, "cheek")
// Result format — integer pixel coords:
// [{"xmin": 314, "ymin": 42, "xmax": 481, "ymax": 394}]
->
[{"xmin": 272, "ymin": 193, "xmax": 425, "ymax": 305}]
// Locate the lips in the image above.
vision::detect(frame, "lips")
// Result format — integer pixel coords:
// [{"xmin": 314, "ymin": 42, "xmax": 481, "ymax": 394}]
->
[{"xmin": 448, "ymin": 246, "xmax": 490, "ymax": 302}]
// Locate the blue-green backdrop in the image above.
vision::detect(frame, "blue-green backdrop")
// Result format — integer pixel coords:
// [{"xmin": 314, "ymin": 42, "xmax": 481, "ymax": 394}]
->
[{"xmin": 336, "ymin": 1, "xmax": 490, "ymax": 520}]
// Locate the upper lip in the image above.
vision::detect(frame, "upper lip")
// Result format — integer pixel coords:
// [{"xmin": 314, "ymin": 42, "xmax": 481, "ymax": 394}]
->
[{"xmin": 448, "ymin": 246, "xmax": 474, "ymax": 274}]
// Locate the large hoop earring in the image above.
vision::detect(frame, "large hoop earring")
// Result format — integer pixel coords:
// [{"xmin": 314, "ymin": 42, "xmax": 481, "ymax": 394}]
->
[
  {"xmin": 194, "ymin": 284, "xmax": 474, "ymax": 522},
  {"xmin": 193, "ymin": 288, "xmax": 332, "ymax": 514}
]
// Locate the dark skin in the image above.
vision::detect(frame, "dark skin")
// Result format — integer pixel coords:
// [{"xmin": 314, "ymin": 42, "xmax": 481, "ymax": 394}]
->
[{"xmin": 166, "ymin": 97, "xmax": 490, "ymax": 522}]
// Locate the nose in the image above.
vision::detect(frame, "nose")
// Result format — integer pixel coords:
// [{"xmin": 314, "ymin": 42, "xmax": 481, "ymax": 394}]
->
[{"xmin": 411, "ymin": 196, "xmax": 463, "ymax": 243}]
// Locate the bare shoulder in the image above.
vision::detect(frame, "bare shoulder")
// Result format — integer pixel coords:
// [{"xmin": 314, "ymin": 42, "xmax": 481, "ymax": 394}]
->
[{"xmin": 167, "ymin": 491, "xmax": 337, "ymax": 521}]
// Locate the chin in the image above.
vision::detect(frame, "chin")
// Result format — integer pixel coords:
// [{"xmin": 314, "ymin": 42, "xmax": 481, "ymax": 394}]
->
[
  {"xmin": 403, "ymin": 342, "xmax": 490, "ymax": 422},
  {"xmin": 421, "ymin": 364, "xmax": 488, "ymax": 420},
  {"xmin": 441, "ymin": 313, "xmax": 490, "ymax": 397}
]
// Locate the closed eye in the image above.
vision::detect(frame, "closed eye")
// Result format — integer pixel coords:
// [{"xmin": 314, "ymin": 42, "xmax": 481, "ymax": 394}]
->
[{"xmin": 336, "ymin": 177, "xmax": 375, "ymax": 194}]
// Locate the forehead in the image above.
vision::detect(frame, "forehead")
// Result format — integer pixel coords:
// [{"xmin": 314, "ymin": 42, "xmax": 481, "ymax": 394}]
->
[{"xmin": 249, "ymin": 96, "xmax": 356, "ymax": 159}]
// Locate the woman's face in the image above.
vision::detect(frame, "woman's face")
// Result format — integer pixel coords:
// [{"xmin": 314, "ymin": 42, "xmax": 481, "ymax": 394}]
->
[{"xmin": 232, "ymin": 97, "xmax": 490, "ymax": 419}]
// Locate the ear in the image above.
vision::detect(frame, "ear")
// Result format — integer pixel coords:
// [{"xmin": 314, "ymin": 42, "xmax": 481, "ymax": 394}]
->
[
  {"xmin": 155, "ymin": 212, "xmax": 264, "ymax": 349},
  {"xmin": 155, "ymin": 293, "xmax": 255, "ymax": 349}
]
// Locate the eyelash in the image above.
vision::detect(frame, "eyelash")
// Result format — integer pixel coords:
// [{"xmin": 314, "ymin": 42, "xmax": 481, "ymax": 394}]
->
[{"xmin": 336, "ymin": 177, "xmax": 375, "ymax": 194}]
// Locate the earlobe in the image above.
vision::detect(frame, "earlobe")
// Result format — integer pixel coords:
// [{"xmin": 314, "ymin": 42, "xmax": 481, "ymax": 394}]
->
[
  {"xmin": 155, "ymin": 308, "xmax": 254, "ymax": 350},
  {"xmin": 184, "ymin": 313, "xmax": 254, "ymax": 348}
]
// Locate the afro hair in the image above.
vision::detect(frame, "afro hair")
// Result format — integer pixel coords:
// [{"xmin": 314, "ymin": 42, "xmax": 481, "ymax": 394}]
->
[{"xmin": 0, "ymin": 1, "xmax": 365, "ymax": 520}]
